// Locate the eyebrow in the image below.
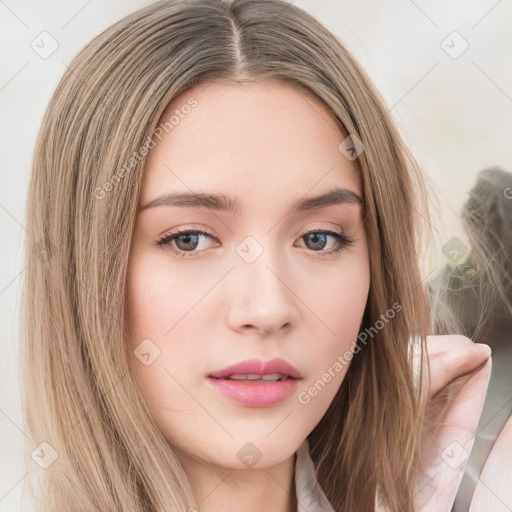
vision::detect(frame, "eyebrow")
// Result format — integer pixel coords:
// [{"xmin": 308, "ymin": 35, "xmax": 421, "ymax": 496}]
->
[{"xmin": 140, "ymin": 187, "xmax": 364, "ymax": 213}]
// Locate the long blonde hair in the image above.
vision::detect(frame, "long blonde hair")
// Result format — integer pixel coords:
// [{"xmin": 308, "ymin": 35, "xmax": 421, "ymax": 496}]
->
[{"xmin": 21, "ymin": 0, "xmax": 432, "ymax": 510}]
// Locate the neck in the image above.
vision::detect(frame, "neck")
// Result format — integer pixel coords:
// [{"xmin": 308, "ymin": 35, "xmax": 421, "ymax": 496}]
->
[{"xmin": 181, "ymin": 451, "xmax": 298, "ymax": 512}]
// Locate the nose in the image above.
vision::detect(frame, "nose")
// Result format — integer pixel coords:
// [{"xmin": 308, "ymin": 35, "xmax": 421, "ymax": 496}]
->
[{"xmin": 225, "ymin": 249, "xmax": 300, "ymax": 336}]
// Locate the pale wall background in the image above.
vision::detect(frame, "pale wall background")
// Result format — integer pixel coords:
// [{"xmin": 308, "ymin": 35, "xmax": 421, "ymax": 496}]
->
[{"xmin": 1, "ymin": 0, "xmax": 511, "ymax": 510}]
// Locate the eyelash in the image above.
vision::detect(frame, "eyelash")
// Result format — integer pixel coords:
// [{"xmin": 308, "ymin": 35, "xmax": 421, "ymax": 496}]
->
[{"xmin": 156, "ymin": 226, "xmax": 354, "ymax": 259}]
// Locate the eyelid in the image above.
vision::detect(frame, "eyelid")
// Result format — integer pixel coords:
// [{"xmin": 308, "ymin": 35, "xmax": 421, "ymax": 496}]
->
[
  {"xmin": 297, "ymin": 224, "xmax": 346, "ymax": 238},
  {"xmin": 156, "ymin": 224, "xmax": 346, "ymax": 243},
  {"xmin": 156, "ymin": 225, "xmax": 217, "ymax": 242}
]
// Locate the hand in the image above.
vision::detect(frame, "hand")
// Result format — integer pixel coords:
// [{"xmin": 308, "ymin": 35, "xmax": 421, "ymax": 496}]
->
[{"xmin": 413, "ymin": 335, "xmax": 492, "ymax": 512}]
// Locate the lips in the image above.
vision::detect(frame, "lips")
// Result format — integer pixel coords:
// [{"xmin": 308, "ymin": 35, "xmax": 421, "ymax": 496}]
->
[
  {"xmin": 208, "ymin": 357, "xmax": 303, "ymax": 380},
  {"xmin": 207, "ymin": 358, "xmax": 304, "ymax": 407}
]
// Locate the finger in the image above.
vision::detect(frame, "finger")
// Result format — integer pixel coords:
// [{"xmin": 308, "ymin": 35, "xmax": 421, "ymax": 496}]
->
[{"xmin": 426, "ymin": 336, "xmax": 491, "ymax": 398}]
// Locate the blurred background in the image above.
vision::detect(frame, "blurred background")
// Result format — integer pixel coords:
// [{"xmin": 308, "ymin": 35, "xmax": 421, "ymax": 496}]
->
[{"xmin": 1, "ymin": 0, "xmax": 511, "ymax": 509}]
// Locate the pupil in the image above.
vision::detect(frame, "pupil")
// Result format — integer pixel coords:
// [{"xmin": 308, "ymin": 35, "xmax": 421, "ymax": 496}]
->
[
  {"xmin": 176, "ymin": 233, "xmax": 198, "ymax": 251},
  {"xmin": 306, "ymin": 233, "xmax": 326, "ymax": 251}
]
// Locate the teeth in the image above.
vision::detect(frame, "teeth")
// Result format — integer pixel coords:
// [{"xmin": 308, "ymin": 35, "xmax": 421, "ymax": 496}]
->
[
  {"xmin": 227, "ymin": 373, "xmax": 287, "ymax": 382},
  {"xmin": 262, "ymin": 373, "xmax": 285, "ymax": 381},
  {"xmin": 247, "ymin": 374, "xmax": 263, "ymax": 380},
  {"xmin": 228, "ymin": 374, "xmax": 261, "ymax": 380}
]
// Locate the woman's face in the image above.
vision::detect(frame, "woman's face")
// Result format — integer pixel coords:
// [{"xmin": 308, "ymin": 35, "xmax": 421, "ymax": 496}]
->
[{"xmin": 126, "ymin": 79, "xmax": 370, "ymax": 471}]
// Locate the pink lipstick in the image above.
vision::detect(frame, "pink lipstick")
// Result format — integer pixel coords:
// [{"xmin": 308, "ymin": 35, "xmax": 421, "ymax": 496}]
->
[{"xmin": 207, "ymin": 358, "xmax": 303, "ymax": 407}]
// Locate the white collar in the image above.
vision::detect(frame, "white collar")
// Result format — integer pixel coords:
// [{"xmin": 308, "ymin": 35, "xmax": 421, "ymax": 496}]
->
[{"xmin": 294, "ymin": 438, "xmax": 335, "ymax": 512}]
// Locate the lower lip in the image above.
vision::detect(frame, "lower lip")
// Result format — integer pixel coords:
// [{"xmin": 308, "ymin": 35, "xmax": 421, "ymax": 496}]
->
[{"xmin": 207, "ymin": 377, "xmax": 300, "ymax": 407}]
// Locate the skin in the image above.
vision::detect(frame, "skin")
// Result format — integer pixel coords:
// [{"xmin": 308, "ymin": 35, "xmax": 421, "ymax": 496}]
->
[
  {"xmin": 412, "ymin": 336, "xmax": 493, "ymax": 511},
  {"xmin": 124, "ymin": 79, "xmax": 509, "ymax": 511},
  {"xmin": 417, "ymin": 337, "xmax": 511, "ymax": 512},
  {"xmin": 125, "ymin": 79, "xmax": 370, "ymax": 512}
]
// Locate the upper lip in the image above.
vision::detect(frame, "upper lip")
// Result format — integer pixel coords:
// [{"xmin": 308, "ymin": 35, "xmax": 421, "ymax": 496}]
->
[{"xmin": 209, "ymin": 358, "xmax": 303, "ymax": 379}]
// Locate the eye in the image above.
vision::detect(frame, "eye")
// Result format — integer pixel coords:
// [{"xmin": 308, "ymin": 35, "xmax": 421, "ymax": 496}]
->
[
  {"xmin": 296, "ymin": 228, "xmax": 354, "ymax": 256},
  {"xmin": 157, "ymin": 227, "xmax": 219, "ymax": 258},
  {"xmin": 156, "ymin": 227, "xmax": 354, "ymax": 258}
]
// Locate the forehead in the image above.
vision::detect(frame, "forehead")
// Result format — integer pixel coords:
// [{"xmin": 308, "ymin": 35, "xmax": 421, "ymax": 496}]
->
[{"xmin": 140, "ymin": 79, "xmax": 362, "ymax": 209}]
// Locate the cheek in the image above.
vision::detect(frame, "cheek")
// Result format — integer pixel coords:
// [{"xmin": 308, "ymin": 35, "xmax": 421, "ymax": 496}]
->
[
  {"xmin": 126, "ymin": 252, "xmax": 201, "ymax": 344},
  {"xmin": 297, "ymin": 258, "xmax": 370, "ymax": 403},
  {"xmin": 125, "ymin": 251, "xmax": 212, "ymax": 392},
  {"xmin": 304, "ymin": 254, "xmax": 370, "ymax": 340},
  {"xmin": 329, "ymin": 272, "xmax": 369, "ymax": 334},
  {"xmin": 125, "ymin": 258, "xmax": 203, "ymax": 435},
  {"xmin": 294, "ymin": 297, "xmax": 369, "ymax": 432}
]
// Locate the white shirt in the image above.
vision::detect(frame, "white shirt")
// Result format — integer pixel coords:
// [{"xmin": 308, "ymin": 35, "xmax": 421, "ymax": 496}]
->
[{"xmin": 294, "ymin": 437, "xmax": 335, "ymax": 512}]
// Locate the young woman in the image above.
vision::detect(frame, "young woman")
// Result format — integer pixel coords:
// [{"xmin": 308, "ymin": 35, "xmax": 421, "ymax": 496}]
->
[{"xmin": 21, "ymin": 0, "xmax": 501, "ymax": 510}]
